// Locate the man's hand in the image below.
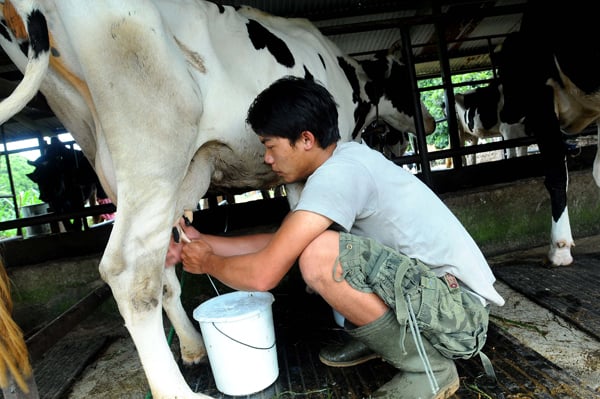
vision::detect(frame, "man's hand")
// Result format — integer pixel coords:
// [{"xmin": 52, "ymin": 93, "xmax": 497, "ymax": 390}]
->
[
  {"xmin": 180, "ymin": 239, "xmax": 214, "ymax": 274},
  {"xmin": 165, "ymin": 218, "xmax": 203, "ymax": 267}
]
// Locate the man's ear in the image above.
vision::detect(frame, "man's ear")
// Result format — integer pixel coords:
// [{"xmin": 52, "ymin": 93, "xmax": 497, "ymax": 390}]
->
[{"xmin": 299, "ymin": 130, "xmax": 316, "ymax": 148}]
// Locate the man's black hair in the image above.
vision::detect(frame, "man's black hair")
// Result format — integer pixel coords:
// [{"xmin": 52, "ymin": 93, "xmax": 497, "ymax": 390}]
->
[{"xmin": 246, "ymin": 76, "xmax": 341, "ymax": 148}]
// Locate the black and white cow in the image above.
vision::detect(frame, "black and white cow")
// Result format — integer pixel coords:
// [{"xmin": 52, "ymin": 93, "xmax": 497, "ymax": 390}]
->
[
  {"xmin": 496, "ymin": 0, "xmax": 600, "ymax": 266},
  {"xmin": 0, "ymin": 1, "xmax": 434, "ymax": 398},
  {"xmin": 453, "ymin": 82, "xmax": 527, "ymax": 165},
  {"xmin": 360, "ymin": 119, "xmax": 413, "ymax": 159},
  {"xmin": 26, "ymin": 137, "xmax": 114, "ymax": 231}
]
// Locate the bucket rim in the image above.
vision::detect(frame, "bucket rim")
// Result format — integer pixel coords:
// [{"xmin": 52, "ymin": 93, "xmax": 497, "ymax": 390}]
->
[{"xmin": 193, "ymin": 290, "xmax": 274, "ymax": 323}]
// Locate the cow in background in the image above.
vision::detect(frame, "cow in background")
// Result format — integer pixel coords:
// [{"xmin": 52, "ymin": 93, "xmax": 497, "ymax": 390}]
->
[
  {"xmin": 0, "ymin": 1, "xmax": 434, "ymax": 398},
  {"xmin": 361, "ymin": 120, "xmax": 413, "ymax": 160},
  {"xmin": 497, "ymin": 0, "xmax": 600, "ymax": 266},
  {"xmin": 26, "ymin": 137, "xmax": 115, "ymax": 232},
  {"xmin": 452, "ymin": 82, "xmax": 527, "ymax": 165},
  {"xmin": 357, "ymin": 48, "xmax": 435, "ymax": 160}
]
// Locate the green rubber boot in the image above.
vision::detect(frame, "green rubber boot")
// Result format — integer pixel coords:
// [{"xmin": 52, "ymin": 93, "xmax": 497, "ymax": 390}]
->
[
  {"xmin": 348, "ymin": 309, "xmax": 459, "ymax": 399},
  {"xmin": 319, "ymin": 336, "xmax": 380, "ymax": 367}
]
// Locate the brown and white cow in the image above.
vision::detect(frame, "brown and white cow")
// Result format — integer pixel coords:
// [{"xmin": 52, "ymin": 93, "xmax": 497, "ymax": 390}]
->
[{"xmin": 0, "ymin": 1, "xmax": 434, "ymax": 398}]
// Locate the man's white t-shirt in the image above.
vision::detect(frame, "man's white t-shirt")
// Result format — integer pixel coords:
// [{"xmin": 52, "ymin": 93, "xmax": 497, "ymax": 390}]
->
[{"xmin": 295, "ymin": 141, "xmax": 505, "ymax": 307}]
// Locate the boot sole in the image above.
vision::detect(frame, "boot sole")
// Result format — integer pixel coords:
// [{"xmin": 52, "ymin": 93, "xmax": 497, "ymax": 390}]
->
[
  {"xmin": 434, "ymin": 376, "xmax": 460, "ymax": 399},
  {"xmin": 318, "ymin": 352, "xmax": 381, "ymax": 367}
]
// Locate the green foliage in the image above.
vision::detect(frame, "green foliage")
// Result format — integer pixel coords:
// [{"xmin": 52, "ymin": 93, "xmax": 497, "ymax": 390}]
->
[{"xmin": 0, "ymin": 153, "xmax": 42, "ymax": 238}]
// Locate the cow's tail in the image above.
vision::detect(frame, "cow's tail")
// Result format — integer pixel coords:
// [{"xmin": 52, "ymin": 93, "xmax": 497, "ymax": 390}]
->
[{"xmin": 0, "ymin": 0, "xmax": 50, "ymax": 125}]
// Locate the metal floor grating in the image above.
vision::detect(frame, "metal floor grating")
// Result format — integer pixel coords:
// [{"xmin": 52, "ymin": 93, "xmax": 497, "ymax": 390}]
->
[
  {"xmin": 492, "ymin": 252, "xmax": 600, "ymax": 341},
  {"xmin": 180, "ymin": 269, "xmax": 598, "ymax": 399}
]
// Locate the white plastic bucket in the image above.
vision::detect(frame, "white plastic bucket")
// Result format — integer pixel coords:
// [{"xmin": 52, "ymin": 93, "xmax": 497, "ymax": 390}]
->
[{"xmin": 193, "ymin": 291, "xmax": 278, "ymax": 396}]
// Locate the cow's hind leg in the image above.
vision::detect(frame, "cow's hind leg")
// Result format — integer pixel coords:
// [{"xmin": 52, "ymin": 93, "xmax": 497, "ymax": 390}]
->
[
  {"xmin": 162, "ymin": 266, "xmax": 206, "ymax": 365},
  {"xmin": 163, "ymin": 146, "xmax": 223, "ymax": 366},
  {"xmin": 100, "ymin": 216, "xmax": 213, "ymax": 399}
]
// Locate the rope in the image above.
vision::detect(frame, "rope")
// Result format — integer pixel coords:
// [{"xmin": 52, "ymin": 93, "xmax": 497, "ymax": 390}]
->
[
  {"xmin": 479, "ymin": 350, "xmax": 498, "ymax": 382},
  {"xmin": 406, "ymin": 293, "xmax": 439, "ymax": 395}
]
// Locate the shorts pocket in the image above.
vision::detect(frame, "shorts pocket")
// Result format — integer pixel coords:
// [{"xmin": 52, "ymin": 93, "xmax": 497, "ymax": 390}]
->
[{"xmin": 416, "ymin": 274, "xmax": 489, "ymax": 360}]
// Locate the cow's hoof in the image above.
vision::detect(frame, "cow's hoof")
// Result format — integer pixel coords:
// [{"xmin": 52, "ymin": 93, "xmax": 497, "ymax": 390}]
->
[
  {"xmin": 180, "ymin": 347, "xmax": 208, "ymax": 366},
  {"xmin": 546, "ymin": 246, "xmax": 574, "ymax": 267}
]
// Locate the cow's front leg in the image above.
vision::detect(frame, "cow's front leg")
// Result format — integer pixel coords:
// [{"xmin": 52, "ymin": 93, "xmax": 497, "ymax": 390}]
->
[
  {"xmin": 162, "ymin": 266, "xmax": 206, "ymax": 364},
  {"xmin": 548, "ymin": 207, "xmax": 574, "ymax": 266},
  {"xmin": 533, "ymin": 104, "xmax": 575, "ymax": 267},
  {"xmin": 544, "ymin": 159, "xmax": 574, "ymax": 267}
]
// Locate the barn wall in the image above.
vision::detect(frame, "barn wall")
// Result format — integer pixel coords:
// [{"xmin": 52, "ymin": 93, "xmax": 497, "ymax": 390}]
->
[
  {"xmin": 443, "ymin": 169, "xmax": 600, "ymax": 256},
  {"xmin": 8, "ymin": 254, "xmax": 104, "ymax": 336}
]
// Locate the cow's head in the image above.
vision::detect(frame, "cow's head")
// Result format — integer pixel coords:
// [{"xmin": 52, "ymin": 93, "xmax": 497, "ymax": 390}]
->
[
  {"xmin": 26, "ymin": 139, "xmax": 98, "ymax": 230},
  {"xmin": 26, "ymin": 157, "xmax": 61, "ymax": 206},
  {"xmin": 360, "ymin": 119, "xmax": 410, "ymax": 159},
  {"xmin": 27, "ymin": 140, "xmax": 72, "ymax": 209}
]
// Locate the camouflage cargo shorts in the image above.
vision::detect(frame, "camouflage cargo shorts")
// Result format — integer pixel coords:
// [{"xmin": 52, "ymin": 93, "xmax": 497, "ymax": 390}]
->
[{"xmin": 336, "ymin": 231, "xmax": 489, "ymax": 360}]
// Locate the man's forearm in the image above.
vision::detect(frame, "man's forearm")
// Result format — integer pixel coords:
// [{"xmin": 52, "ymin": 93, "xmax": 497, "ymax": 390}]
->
[
  {"xmin": 200, "ymin": 251, "xmax": 277, "ymax": 292},
  {"xmin": 199, "ymin": 232, "xmax": 274, "ymax": 257}
]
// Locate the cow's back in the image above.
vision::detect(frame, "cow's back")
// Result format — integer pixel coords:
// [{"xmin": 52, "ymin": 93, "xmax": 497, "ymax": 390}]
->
[{"xmin": 157, "ymin": 1, "xmax": 356, "ymax": 140}]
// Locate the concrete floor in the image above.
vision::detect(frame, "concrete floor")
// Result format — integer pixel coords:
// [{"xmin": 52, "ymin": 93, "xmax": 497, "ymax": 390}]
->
[{"xmin": 487, "ymin": 234, "xmax": 600, "ymax": 393}]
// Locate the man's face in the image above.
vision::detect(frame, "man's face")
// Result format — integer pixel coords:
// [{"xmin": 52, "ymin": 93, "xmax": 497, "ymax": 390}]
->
[{"xmin": 259, "ymin": 135, "xmax": 308, "ymax": 183}]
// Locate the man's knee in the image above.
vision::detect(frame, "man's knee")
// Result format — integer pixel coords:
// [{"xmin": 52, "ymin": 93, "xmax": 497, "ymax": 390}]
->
[{"xmin": 298, "ymin": 230, "xmax": 340, "ymax": 285}]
